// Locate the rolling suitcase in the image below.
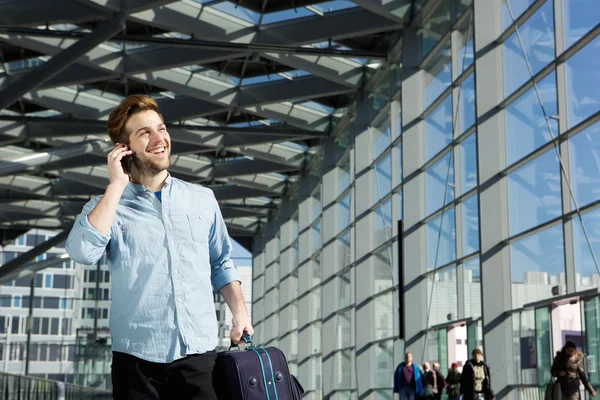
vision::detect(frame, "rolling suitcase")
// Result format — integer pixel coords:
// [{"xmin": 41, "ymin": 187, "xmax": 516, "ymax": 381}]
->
[{"xmin": 213, "ymin": 333, "xmax": 304, "ymax": 399}]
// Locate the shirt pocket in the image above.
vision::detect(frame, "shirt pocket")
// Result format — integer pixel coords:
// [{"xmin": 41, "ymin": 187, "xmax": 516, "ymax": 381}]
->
[{"xmin": 187, "ymin": 214, "xmax": 211, "ymax": 243}]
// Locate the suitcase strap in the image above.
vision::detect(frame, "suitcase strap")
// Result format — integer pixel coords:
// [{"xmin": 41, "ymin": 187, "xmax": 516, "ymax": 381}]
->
[{"xmin": 250, "ymin": 348, "xmax": 279, "ymax": 400}]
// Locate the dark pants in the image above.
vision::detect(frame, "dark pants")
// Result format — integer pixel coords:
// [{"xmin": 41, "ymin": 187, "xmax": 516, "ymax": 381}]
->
[
  {"xmin": 400, "ymin": 387, "xmax": 416, "ymax": 400},
  {"xmin": 111, "ymin": 351, "xmax": 218, "ymax": 400}
]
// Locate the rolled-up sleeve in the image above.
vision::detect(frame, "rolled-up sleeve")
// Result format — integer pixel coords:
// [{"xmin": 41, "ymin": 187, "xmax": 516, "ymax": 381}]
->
[
  {"xmin": 208, "ymin": 192, "xmax": 240, "ymax": 292},
  {"xmin": 65, "ymin": 196, "xmax": 111, "ymax": 265}
]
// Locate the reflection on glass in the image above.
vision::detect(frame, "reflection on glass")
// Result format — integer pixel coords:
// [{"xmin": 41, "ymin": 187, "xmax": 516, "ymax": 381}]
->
[
  {"xmin": 396, "ymin": 190, "xmax": 403, "ymax": 221},
  {"xmin": 338, "ymin": 193, "xmax": 351, "ymax": 234},
  {"xmin": 395, "ymin": 143, "xmax": 402, "ymax": 187},
  {"xmin": 566, "ymin": 35, "xmax": 600, "ymax": 128},
  {"xmin": 426, "ymin": 207, "xmax": 456, "ymax": 269},
  {"xmin": 463, "ymin": 257, "xmax": 481, "ymax": 319},
  {"xmin": 569, "ymin": 121, "xmax": 600, "ymax": 209},
  {"xmin": 424, "ymin": 40, "xmax": 452, "ymax": 110},
  {"xmin": 336, "ymin": 230, "xmax": 351, "ymax": 271},
  {"xmin": 374, "ymin": 153, "xmax": 392, "ymax": 203},
  {"xmin": 563, "ymin": 0, "xmax": 600, "ymax": 49},
  {"xmin": 374, "ymin": 246, "xmax": 394, "ymax": 295},
  {"xmin": 503, "ymin": 0, "xmax": 555, "ymax": 97},
  {"xmin": 459, "ymin": 73, "xmax": 476, "ymax": 134},
  {"xmin": 425, "ymin": 151, "xmax": 455, "ymax": 216},
  {"xmin": 460, "ymin": 133, "xmax": 477, "ymax": 195},
  {"xmin": 573, "ymin": 207, "xmax": 600, "ymax": 291},
  {"xmin": 338, "ymin": 154, "xmax": 351, "ymax": 197},
  {"xmin": 422, "ymin": 1, "xmax": 451, "ymax": 56},
  {"xmin": 374, "ymin": 340, "xmax": 394, "ymax": 388},
  {"xmin": 509, "ymin": 223, "xmax": 565, "ymax": 309},
  {"xmin": 374, "ymin": 199, "xmax": 393, "ymax": 249},
  {"xmin": 311, "ymin": 187, "xmax": 322, "ymax": 222},
  {"xmin": 506, "ymin": 72, "xmax": 557, "ymax": 166},
  {"xmin": 426, "ymin": 265, "xmax": 458, "ymax": 325},
  {"xmin": 425, "ymin": 95, "xmax": 453, "ymax": 162},
  {"xmin": 373, "ymin": 119, "xmax": 391, "ymax": 160},
  {"xmin": 340, "ymin": 272, "xmax": 351, "ymax": 310},
  {"xmin": 462, "ymin": 194, "xmax": 480, "ymax": 256},
  {"xmin": 502, "ymin": 0, "xmax": 537, "ymax": 31},
  {"xmin": 311, "ymin": 220, "xmax": 321, "ymax": 253},
  {"xmin": 374, "ymin": 293, "xmax": 394, "ymax": 340},
  {"xmin": 507, "ymin": 149, "xmax": 561, "ymax": 236},
  {"xmin": 457, "ymin": 10, "xmax": 475, "ymax": 75}
]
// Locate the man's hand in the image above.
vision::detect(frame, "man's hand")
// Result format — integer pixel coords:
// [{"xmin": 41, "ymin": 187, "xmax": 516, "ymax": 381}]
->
[
  {"xmin": 230, "ymin": 313, "xmax": 254, "ymax": 344},
  {"xmin": 590, "ymin": 390, "xmax": 596, "ymax": 397},
  {"xmin": 108, "ymin": 143, "xmax": 132, "ymax": 187}
]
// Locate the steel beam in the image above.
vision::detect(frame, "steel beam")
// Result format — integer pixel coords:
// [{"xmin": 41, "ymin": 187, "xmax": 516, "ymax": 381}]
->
[
  {"xmin": 349, "ymin": 0, "xmax": 412, "ymax": 24},
  {"xmin": 0, "ymin": 15, "xmax": 126, "ymax": 110},
  {"xmin": 213, "ymin": 159, "xmax": 298, "ymax": 179},
  {"xmin": 0, "ymin": 139, "xmax": 111, "ymax": 177},
  {"xmin": 0, "ymin": 229, "xmax": 70, "ymax": 284},
  {"xmin": 0, "ymin": 0, "xmax": 107, "ymax": 26},
  {"xmin": 211, "ymin": 185, "xmax": 279, "ymax": 201}
]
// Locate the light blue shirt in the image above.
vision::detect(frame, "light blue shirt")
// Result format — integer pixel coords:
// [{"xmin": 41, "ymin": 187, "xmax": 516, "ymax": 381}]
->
[{"xmin": 65, "ymin": 174, "xmax": 240, "ymax": 363}]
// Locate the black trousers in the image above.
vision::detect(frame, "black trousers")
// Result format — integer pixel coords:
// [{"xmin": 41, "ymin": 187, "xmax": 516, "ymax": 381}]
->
[{"xmin": 111, "ymin": 351, "xmax": 218, "ymax": 400}]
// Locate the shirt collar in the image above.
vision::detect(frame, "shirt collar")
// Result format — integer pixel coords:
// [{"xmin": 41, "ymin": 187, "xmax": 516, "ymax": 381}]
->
[{"xmin": 125, "ymin": 172, "xmax": 172, "ymax": 195}]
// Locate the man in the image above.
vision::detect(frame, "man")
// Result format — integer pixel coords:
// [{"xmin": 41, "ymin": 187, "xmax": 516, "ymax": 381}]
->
[
  {"xmin": 66, "ymin": 95, "xmax": 252, "ymax": 399},
  {"xmin": 422, "ymin": 362, "xmax": 438, "ymax": 400},
  {"xmin": 460, "ymin": 349, "xmax": 495, "ymax": 400},
  {"xmin": 394, "ymin": 352, "xmax": 424, "ymax": 400},
  {"xmin": 432, "ymin": 362, "xmax": 446, "ymax": 400}
]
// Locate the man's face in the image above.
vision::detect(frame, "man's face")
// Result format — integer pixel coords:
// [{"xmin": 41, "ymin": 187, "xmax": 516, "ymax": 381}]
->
[
  {"xmin": 475, "ymin": 353, "xmax": 483, "ymax": 363},
  {"xmin": 405, "ymin": 353, "xmax": 413, "ymax": 364},
  {"xmin": 566, "ymin": 347, "xmax": 576, "ymax": 357},
  {"xmin": 125, "ymin": 110, "xmax": 171, "ymax": 176}
]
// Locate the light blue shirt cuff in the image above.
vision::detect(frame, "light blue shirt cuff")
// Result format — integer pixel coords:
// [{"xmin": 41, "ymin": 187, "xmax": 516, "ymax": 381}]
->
[
  {"xmin": 80, "ymin": 215, "xmax": 111, "ymax": 247},
  {"xmin": 212, "ymin": 259, "xmax": 241, "ymax": 292}
]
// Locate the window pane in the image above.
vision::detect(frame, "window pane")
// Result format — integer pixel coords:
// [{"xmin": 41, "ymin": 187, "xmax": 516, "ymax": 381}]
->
[
  {"xmin": 427, "ymin": 265, "xmax": 458, "ymax": 325},
  {"xmin": 425, "ymin": 95, "xmax": 453, "ymax": 162},
  {"xmin": 508, "ymin": 149, "xmax": 562, "ymax": 236},
  {"xmin": 311, "ymin": 221, "xmax": 321, "ymax": 253},
  {"xmin": 503, "ymin": 1, "xmax": 555, "ymax": 97},
  {"xmin": 424, "ymin": 40, "xmax": 452, "ymax": 109},
  {"xmin": 44, "ymin": 297, "xmax": 59, "ymax": 309},
  {"xmin": 510, "ymin": 224, "xmax": 565, "ymax": 309},
  {"xmin": 462, "ymin": 194, "xmax": 480, "ymax": 256},
  {"xmin": 573, "ymin": 207, "xmax": 600, "ymax": 291},
  {"xmin": 463, "ymin": 257, "xmax": 482, "ymax": 319},
  {"xmin": 426, "ymin": 207, "xmax": 456, "ymax": 269},
  {"xmin": 422, "ymin": 1, "xmax": 451, "ymax": 57},
  {"xmin": 569, "ymin": 122, "xmax": 600, "ymax": 209},
  {"xmin": 502, "ymin": 0, "xmax": 536, "ymax": 31},
  {"xmin": 338, "ymin": 193, "xmax": 351, "ymax": 233},
  {"xmin": 457, "ymin": 16, "xmax": 474, "ymax": 74},
  {"xmin": 374, "ymin": 199, "xmax": 393, "ymax": 249},
  {"xmin": 459, "ymin": 73, "xmax": 476, "ymax": 134},
  {"xmin": 506, "ymin": 72, "xmax": 558, "ymax": 166},
  {"xmin": 51, "ymin": 319, "xmax": 59, "ymax": 335},
  {"xmin": 425, "ymin": 151, "xmax": 455, "ymax": 216},
  {"xmin": 52, "ymin": 274, "xmax": 71, "ymax": 289},
  {"xmin": 372, "ymin": 119, "xmax": 391, "ymax": 160},
  {"xmin": 338, "ymin": 155, "xmax": 350, "ymax": 197},
  {"xmin": 563, "ymin": 0, "xmax": 600, "ymax": 49},
  {"xmin": 374, "ymin": 293, "xmax": 394, "ymax": 340},
  {"xmin": 460, "ymin": 133, "xmax": 477, "ymax": 195},
  {"xmin": 566, "ymin": 35, "xmax": 600, "ymax": 128},
  {"xmin": 395, "ymin": 143, "xmax": 402, "ymax": 187},
  {"xmin": 374, "ymin": 153, "xmax": 392, "ymax": 203}
]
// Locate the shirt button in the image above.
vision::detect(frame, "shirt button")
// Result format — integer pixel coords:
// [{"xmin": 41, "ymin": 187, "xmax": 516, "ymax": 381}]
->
[
  {"xmin": 199, "ymin": 216, "xmax": 203, "ymax": 220},
  {"xmin": 175, "ymin": 269, "xmax": 179, "ymax": 274},
  {"xmin": 177, "ymin": 298, "xmax": 182, "ymax": 302}
]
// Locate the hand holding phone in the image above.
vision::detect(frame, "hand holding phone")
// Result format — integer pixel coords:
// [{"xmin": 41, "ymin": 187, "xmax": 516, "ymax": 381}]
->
[{"xmin": 107, "ymin": 143, "xmax": 133, "ymax": 187}]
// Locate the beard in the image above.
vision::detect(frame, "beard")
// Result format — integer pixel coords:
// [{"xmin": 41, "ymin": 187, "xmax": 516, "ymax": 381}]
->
[{"xmin": 131, "ymin": 148, "xmax": 171, "ymax": 176}]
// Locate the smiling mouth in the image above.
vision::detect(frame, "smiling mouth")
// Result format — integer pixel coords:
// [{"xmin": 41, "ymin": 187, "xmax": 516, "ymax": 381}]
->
[{"xmin": 147, "ymin": 147, "xmax": 166, "ymax": 154}]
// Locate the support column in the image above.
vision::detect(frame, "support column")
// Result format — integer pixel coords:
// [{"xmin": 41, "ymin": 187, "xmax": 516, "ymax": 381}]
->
[
  {"xmin": 399, "ymin": 26, "xmax": 428, "ymax": 361},
  {"xmin": 473, "ymin": 0, "xmax": 515, "ymax": 398},
  {"xmin": 0, "ymin": 14, "xmax": 125, "ymax": 110}
]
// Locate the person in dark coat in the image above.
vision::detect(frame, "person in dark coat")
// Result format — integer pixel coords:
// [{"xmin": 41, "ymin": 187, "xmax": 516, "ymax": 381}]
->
[
  {"xmin": 551, "ymin": 341, "xmax": 596, "ymax": 400},
  {"xmin": 460, "ymin": 349, "xmax": 495, "ymax": 400},
  {"xmin": 432, "ymin": 362, "xmax": 446, "ymax": 400},
  {"xmin": 446, "ymin": 363, "xmax": 461, "ymax": 400}
]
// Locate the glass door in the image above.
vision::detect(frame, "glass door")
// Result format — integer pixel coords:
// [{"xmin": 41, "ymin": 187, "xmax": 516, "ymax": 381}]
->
[
  {"xmin": 535, "ymin": 306, "xmax": 552, "ymax": 386},
  {"xmin": 584, "ymin": 297, "xmax": 600, "ymax": 386},
  {"xmin": 466, "ymin": 319, "xmax": 482, "ymax": 356},
  {"xmin": 438, "ymin": 328, "xmax": 448, "ymax": 371}
]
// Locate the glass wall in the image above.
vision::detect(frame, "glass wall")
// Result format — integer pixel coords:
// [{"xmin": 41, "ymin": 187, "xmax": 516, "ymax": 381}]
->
[{"xmin": 250, "ymin": 0, "xmax": 600, "ymax": 397}]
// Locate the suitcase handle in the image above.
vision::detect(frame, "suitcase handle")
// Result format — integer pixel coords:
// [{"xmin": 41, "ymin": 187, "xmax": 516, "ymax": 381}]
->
[{"xmin": 229, "ymin": 331, "xmax": 256, "ymax": 351}]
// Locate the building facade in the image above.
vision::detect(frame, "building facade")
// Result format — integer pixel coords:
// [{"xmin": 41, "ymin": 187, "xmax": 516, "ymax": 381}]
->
[
  {"xmin": 249, "ymin": 0, "xmax": 600, "ymax": 399},
  {"xmin": 217, "ymin": 265, "xmax": 253, "ymax": 349}
]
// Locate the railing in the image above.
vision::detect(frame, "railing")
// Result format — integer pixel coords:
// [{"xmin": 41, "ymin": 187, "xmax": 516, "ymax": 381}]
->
[{"xmin": 0, "ymin": 372, "xmax": 111, "ymax": 400}]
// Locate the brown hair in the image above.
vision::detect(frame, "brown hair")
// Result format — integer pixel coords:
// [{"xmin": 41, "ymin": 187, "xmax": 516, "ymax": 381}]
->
[
  {"xmin": 107, "ymin": 95, "xmax": 163, "ymax": 145},
  {"xmin": 472, "ymin": 348, "xmax": 483, "ymax": 357}
]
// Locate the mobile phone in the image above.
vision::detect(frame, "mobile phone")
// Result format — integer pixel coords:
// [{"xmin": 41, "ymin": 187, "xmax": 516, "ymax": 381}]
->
[{"xmin": 121, "ymin": 154, "xmax": 132, "ymax": 174}]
